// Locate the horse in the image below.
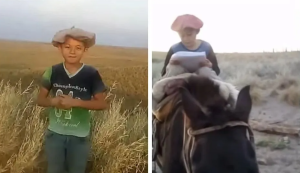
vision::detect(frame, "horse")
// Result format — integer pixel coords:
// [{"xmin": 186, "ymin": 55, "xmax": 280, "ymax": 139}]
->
[{"xmin": 153, "ymin": 75, "xmax": 259, "ymax": 173}]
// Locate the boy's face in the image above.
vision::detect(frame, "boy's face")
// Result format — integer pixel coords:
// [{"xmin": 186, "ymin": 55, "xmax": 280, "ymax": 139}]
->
[
  {"xmin": 178, "ymin": 27, "xmax": 199, "ymax": 46},
  {"xmin": 58, "ymin": 37, "xmax": 87, "ymax": 64}
]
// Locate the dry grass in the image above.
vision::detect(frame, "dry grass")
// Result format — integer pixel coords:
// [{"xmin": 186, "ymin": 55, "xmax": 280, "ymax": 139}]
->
[
  {"xmin": 0, "ymin": 40, "xmax": 148, "ymax": 108},
  {"xmin": 152, "ymin": 51, "xmax": 300, "ymax": 106},
  {"xmin": 0, "ymin": 40, "xmax": 148, "ymax": 173},
  {"xmin": 0, "ymin": 81, "xmax": 148, "ymax": 173}
]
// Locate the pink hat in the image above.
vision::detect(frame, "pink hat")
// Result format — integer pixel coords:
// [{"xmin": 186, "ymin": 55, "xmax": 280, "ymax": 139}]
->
[{"xmin": 171, "ymin": 14, "xmax": 204, "ymax": 32}]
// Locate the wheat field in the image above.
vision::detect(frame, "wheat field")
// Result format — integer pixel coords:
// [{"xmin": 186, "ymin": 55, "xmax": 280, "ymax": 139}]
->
[
  {"xmin": 0, "ymin": 40, "xmax": 148, "ymax": 173},
  {"xmin": 0, "ymin": 40, "xmax": 148, "ymax": 108},
  {"xmin": 153, "ymin": 51, "xmax": 300, "ymax": 173}
]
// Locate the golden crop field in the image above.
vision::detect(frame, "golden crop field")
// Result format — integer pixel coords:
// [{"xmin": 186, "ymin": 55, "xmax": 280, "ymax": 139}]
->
[
  {"xmin": 0, "ymin": 40, "xmax": 148, "ymax": 173},
  {"xmin": 0, "ymin": 40, "xmax": 148, "ymax": 108}
]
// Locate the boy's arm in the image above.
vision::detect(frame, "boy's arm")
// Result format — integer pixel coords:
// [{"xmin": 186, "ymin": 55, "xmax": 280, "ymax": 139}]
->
[
  {"xmin": 207, "ymin": 44, "xmax": 220, "ymax": 75},
  {"xmin": 37, "ymin": 87, "xmax": 53, "ymax": 107},
  {"xmin": 72, "ymin": 70, "xmax": 108, "ymax": 110},
  {"xmin": 161, "ymin": 48, "xmax": 174, "ymax": 77},
  {"xmin": 36, "ymin": 67, "xmax": 56, "ymax": 107}
]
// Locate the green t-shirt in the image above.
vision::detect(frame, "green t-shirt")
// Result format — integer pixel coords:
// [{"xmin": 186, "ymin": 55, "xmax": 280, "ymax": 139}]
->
[{"xmin": 41, "ymin": 63, "xmax": 106, "ymax": 137}]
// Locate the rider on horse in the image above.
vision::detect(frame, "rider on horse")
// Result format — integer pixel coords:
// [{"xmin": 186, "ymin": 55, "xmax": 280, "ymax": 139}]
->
[
  {"xmin": 152, "ymin": 14, "xmax": 241, "ymax": 172},
  {"xmin": 153, "ymin": 14, "xmax": 222, "ymax": 122}
]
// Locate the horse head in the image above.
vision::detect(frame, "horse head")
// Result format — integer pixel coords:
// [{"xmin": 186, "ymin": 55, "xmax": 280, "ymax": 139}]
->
[{"xmin": 179, "ymin": 75, "xmax": 259, "ymax": 173}]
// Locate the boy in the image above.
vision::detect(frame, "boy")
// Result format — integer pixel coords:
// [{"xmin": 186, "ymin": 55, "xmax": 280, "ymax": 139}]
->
[{"xmin": 37, "ymin": 27, "xmax": 108, "ymax": 173}]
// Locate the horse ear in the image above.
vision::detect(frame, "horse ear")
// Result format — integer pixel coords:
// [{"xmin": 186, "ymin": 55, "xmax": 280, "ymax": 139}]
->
[
  {"xmin": 234, "ymin": 85, "xmax": 252, "ymax": 122},
  {"xmin": 181, "ymin": 87, "xmax": 206, "ymax": 121}
]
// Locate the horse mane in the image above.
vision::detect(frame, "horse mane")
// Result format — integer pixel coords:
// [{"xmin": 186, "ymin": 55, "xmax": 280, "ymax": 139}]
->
[
  {"xmin": 180, "ymin": 75, "xmax": 238, "ymax": 126},
  {"xmin": 187, "ymin": 76, "xmax": 227, "ymax": 105}
]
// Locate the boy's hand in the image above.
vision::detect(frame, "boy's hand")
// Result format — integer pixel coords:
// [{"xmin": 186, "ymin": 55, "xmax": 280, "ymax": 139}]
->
[
  {"xmin": 59, "ymin": 95, "xmax": 78, "ymax": 109},
  {"xmin": 50, "ymin": 97, "xmax": 62, "ymax": 107},
  {"xmin": 199, "ymin": 59, "xmax": 212, "ymax": 68}
]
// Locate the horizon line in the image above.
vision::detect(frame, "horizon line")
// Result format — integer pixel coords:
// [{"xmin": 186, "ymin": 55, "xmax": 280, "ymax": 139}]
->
[
  {"xmin": 152, "ymin": 50, "xmax": 300, "ymax": 54},
  {"xmin": 0, "ymin": 38, "xmax": 148, "ymax": 50}
]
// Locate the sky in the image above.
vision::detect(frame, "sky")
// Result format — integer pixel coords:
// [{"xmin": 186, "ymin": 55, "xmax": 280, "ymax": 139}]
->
[
  {"xmin": 151, "ymin": 0, "xmax": 300, "ymax": 53},
  {"xmin": 0, "ymin": 0, "xmax": 148, "ymax": 48}
]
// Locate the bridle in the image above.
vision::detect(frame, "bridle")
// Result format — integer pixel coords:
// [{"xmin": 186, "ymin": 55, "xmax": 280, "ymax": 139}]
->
[
  {"xmin": 182, "ymin": 111, "xmax": 255, "ymax": 173},
  {"xmin": 188, "ymin": 120, "xmax": 254, "ymax": 142}
]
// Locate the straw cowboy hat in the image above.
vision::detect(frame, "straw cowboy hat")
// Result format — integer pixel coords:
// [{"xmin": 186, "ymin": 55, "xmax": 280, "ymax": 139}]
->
[
  {"xmin": 52, "ymin": 26, "xmax": 96, "ymax": 48},
  {"xmin": 171, "ymin": 14, "xmax": 204, "ymax": 32}
]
